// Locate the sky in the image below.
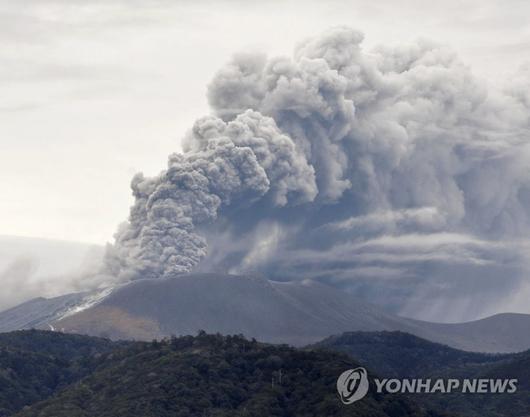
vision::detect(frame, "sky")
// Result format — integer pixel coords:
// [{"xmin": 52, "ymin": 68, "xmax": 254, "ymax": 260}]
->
[{"xmin": 1, "ymin": 0, "xmax": 530, "ymax": 245}]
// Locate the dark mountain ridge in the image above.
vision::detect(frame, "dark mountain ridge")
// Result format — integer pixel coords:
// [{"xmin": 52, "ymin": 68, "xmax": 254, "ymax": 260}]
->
[{"xmin": 316, "ymin": 331, "xmax": 530, "ymax": 417}]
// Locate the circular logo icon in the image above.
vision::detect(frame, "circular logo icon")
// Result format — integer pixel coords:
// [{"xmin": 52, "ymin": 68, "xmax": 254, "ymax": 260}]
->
[{"xmin": 337, "ymin": 367, "xmax": 369, "ymax": 404}]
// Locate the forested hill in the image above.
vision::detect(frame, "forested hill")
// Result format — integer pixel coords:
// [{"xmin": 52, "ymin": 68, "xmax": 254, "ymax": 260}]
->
[
  {"xmin": 315, "ymin": 331, "xmax": 530, "ymax": 417},
  {"xmin": 0, "ymin": 330, "xmax": 120, "ymax": 416},
  {"xmin": 313, "ymin": 331, "xmax": 511, "ymax": 379},
  {"xmin": 1, "ymin": 330, "xmax": 447, "ymax": 417}
]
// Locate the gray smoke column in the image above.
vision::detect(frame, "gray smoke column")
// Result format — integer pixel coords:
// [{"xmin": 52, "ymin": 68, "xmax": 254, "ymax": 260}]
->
[
  {"xmin": 105, "ymin": 27, "xmax": 530, "ymax": 321},
  {"xmin": 104, "ymin": 110, "xmax": 316, "ymax": 281}
]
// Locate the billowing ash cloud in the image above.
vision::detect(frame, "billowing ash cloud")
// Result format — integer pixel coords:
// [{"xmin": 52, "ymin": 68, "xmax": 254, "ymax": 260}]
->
[
  {"xmin": 104, "ymin": 27, "xmax": 530, "ymax": 321},
  {"xmin": 104, "ymin": 110, "xmax": 317, "ymax": 280}
]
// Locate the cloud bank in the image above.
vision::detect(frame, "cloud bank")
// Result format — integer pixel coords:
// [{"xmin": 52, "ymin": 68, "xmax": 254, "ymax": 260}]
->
[
  {"xmin": 104, "ymin": 27, "xmax": 530, "ymax": 321},
  {"xmin": 0, "ymin": 236, "xmax": 105, "ymax": 312}
]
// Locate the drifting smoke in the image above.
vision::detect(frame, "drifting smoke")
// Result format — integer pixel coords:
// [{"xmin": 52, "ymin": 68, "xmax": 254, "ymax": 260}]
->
[
  {"xmin": 0, "ymin": 238, "xmax": 105, "ymax": 312},
  {"xmin": 104, "ymin": 27, "xmax": 530, "ymax": 321}
]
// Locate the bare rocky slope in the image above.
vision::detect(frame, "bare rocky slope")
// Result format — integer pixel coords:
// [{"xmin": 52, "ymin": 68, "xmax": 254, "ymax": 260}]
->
[{"xmin": 1, "ymin": 273, "xmax": 529, "ymax": 353}]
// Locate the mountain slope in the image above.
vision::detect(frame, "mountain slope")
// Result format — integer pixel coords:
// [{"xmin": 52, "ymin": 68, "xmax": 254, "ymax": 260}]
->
[
  {"xmin": 0, "ymin": 293, "xmax": 89, "ymax": 333},
  {"xmin": 407, "ymin": 313, "xmax": 530, "ymax": 354},
  {"xmin": 0, "ymin": 330, "xmax": 118, "ymax": 417},
  {"xmin": 12, "ymin": 331, "xmax": 446, "ymax": 417},
  {"xmin": 1, "ymin": 274, "xmax": 529, "ymax": 353},
  {"xmin": 316, "ymin": 331, "xmax": 530, "ymax": 417},
  {"xmin": 314, "ymin": 331, "xmax": 511, "ymax": 378},
  {"xmin": 1, "ymin": 329, "xmax": 526, "ymax": 417},
  {"xmin": 52, "ymin": 274, "xmax": 420, "ymax": 345}
]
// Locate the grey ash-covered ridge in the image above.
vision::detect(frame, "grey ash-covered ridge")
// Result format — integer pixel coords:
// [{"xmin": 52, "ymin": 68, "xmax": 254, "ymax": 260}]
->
[
  {"xmin": 2, "ymin": 273, "xmax": 528, "ymax": 353},
  {"xmin": 0, "ymin": 293, "xmax": 88, "ymax": 333}
]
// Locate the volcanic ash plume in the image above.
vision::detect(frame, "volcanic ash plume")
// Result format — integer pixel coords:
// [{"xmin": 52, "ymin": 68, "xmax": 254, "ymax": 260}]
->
[
  {"xmin": 104, "ymin": 110, "xmax": 317, "ymax": 281},
  {"xmin": 104, "ymin": 27, "xmax": 530, "ymax": 320}
]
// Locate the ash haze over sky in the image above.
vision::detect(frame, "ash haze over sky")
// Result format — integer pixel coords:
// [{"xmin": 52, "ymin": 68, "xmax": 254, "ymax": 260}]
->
[{"xmin": 2, "ymin": 0, "xmax": 530, "ymax": 321}]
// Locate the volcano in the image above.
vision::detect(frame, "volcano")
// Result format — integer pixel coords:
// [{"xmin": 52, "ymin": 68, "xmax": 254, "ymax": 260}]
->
[{"xmin": 1, "ymin": 273, "xmax": 529, "ymax": 353}]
